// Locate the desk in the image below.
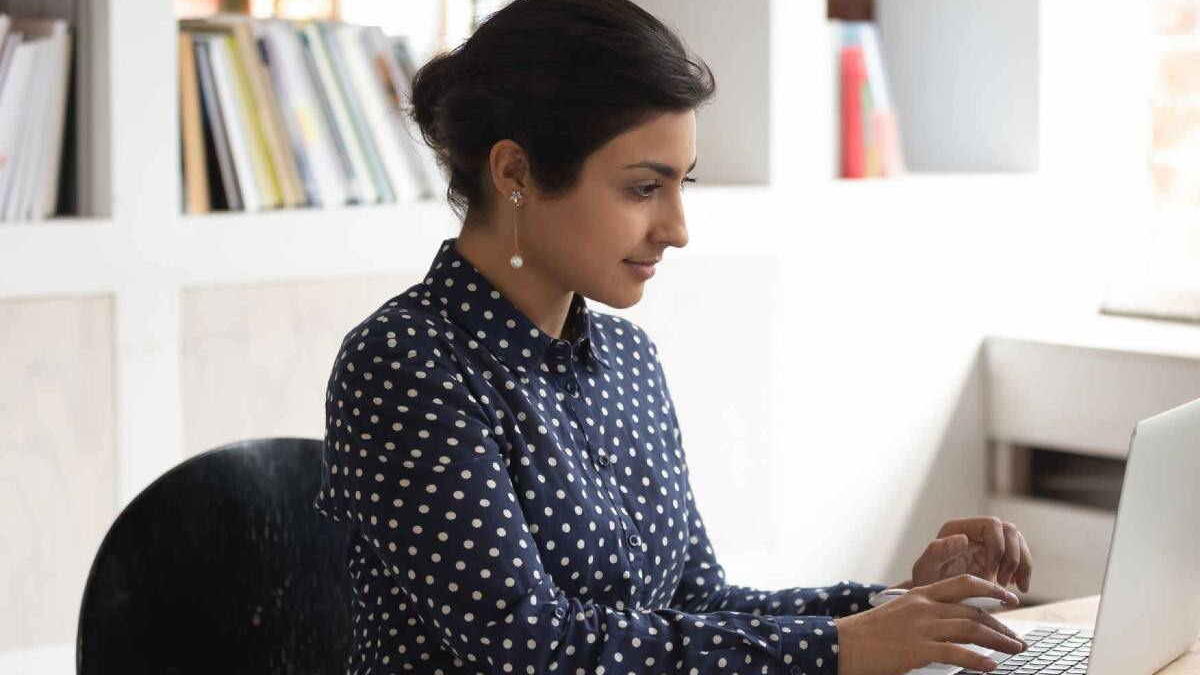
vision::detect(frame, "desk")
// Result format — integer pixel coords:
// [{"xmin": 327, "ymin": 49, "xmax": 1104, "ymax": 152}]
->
[{"xmin": 998, "ymin": 595, "xmax": 1200, "ymax": 674}]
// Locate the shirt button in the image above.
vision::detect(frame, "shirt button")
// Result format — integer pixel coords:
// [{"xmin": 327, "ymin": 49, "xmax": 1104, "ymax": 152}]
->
[
  {"xmin": 790, "ymin": 667, "xmax": 802, "ymax": 675},
  {"xmin": 627, "ymin": 533, "xmax": 642, "ymax": 548},
  {"xmin": 596, "ymin": 452, "xmax": 609, "ymax": 467},
  {"xmin": 564, "ymin": 379, "xmax": 578, "ymax": 394},
  {"xmin": 554, "ymin": 606, "xmax": 567, "ymax": 619}
]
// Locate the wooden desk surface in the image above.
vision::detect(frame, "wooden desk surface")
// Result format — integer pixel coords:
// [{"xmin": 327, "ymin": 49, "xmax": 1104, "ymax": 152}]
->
[{"xmin": 997, "ymin": 595, "xmax": 1200, "ymax": 673}]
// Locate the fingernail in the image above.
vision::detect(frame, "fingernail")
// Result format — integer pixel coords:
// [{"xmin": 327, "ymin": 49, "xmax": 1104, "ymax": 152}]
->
[
  {"xmin": 1005, "ymin": 591, "xmax": 1020, "ymax": 604},
  {"xmin": 983, "ymin": 658, "xmax": 998, "ymax": 671}
]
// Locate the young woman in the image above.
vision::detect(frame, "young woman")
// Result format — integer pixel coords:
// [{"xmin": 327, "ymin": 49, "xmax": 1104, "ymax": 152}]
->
[{"xmin": 314, "ymin": 1, "xmax": 1034, "ymax": 673}]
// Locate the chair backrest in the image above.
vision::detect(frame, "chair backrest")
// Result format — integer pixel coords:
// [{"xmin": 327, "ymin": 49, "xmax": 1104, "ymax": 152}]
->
[{"xmin": 77, "ymin": 437, "xmax": 354, "ymax": 674}]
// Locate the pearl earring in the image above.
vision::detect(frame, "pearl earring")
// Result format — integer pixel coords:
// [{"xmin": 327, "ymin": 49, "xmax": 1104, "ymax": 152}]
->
[{"xmin": 509, "ymin": 189, "xmax": 524, "ymax": 269}]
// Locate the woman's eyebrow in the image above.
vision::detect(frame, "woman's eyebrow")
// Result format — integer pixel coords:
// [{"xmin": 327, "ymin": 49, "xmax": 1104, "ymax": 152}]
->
[{"xmin": 622, "ymin": 157, "xmax": 698, "ymax": 179}]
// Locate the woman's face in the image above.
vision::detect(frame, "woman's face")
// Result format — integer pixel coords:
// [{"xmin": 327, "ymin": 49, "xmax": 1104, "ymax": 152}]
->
[{"xmin": 520, "ymin": 110, "xmax": 695, "ymax": 309}]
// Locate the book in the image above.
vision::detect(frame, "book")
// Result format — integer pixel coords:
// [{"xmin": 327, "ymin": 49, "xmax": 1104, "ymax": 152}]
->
[
  {"xmin": 226, "ymin": 28, "xmax": 281, "ymax": 209},
  {"xmin": 0, "ymin": 17, "xmax": 71, "ymax": 222},
  {"xmin": 296, "ymin": 21, "xmax": 367, "ymax": 204},
  {"xmin": 179, "ymin": 32, "xmax": 211, "ymax": 214},
  {"xmin": 203, "ymin": 32, "xmax": 262, "ymax": 211},
  {"xmin": 177, "ymin": 16, "xmax": 442, "ymax": 212},
  {"xmin": 3, "ymin": 35, "xmax": 43, "ymax": 220},
  {"xmin": 839, "ymin": 39, "xmax": 867, "ymax": 178},
  {"xmin": 331, "ymin": 22, "xmax": 419, "ymax": 202},
  {"xmin": 0, "ymin": 24, "xmax": 21, "ymax": 94},
  {"xmin": 315, "ymin": 20, "xmax": 395, "ymax": 204},
  {"xmin": 193, "ymin": 36, "xmax": 243, "ymax": 210},
  {"xmin": 833, "ymin": 20, "xmax": 905, "ymax": 180},
  {"xmin": 182, "ymin": 14, "xmax": 307, "ymax": 208},
  {"xmin": 388, "ymin": 35, "xmax": 446, "ymax": 197},
  {"xmin": 300, "ymin": 21, "xmax": 378, "ymax": 204},
  {"xmin": 252, "ymin": 20, "xmax": 319, "ymax": 207},
  {"xmin": 213, "ymin": 16, "xmax": 306, "ymax": 208},
  {"xmin": 365, "ymin": 26, "xmax": 437, "ymax": 200},
  {"xmin": 257, "ymin": 19, "xmax": 347, "ymax": 207},
  {"xmin": 858, "ymin": 22, "xmax": 905, "ymax": 177}
]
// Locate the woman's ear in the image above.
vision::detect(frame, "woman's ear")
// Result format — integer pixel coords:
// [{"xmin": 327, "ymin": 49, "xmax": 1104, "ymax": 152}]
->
[{"xmin": 488, "ymin": 139, "xmax": 533, "ymax": 204}]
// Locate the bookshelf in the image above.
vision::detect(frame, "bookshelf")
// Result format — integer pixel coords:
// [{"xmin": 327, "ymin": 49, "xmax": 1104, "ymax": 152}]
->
[{"xmin": 0, "ymin": 0, "xmax": 1176, "ymax": 661}]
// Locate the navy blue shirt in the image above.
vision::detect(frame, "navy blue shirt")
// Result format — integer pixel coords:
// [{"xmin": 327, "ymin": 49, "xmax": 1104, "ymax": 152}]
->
[{"xmin": 315, "ymin": 237, "xmax": 887, "ymax": 674}]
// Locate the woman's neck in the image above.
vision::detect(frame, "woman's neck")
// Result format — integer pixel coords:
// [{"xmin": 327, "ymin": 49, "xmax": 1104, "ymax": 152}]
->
[{"xmin": 453, "ymin": 227, "xmax": 575, "ymax": 341}]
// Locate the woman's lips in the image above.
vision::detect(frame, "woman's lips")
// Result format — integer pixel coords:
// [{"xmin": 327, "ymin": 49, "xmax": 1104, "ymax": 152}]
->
[{"xmin": 623, "ymin": 259, "xmax": 657, "ymax": 279}]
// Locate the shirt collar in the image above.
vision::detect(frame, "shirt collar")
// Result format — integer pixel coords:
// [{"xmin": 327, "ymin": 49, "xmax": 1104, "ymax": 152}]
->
[{"xmin": 412, "ymin": 237, "xmax": 613, "ymax": 374}]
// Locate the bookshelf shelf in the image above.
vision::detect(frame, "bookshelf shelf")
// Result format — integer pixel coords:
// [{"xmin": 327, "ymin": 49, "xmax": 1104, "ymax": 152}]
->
[
  {"xmin": 178, "ymin": 197, "xmax": 447, "ymax": 228},
  {"xmin": 175, "ymin": 199, "xmax": 459, "ymax": 285},
  {"xmin": 13, "ymin": 216, "xmax": 111, "ymax": 228},
  {"xmin": 0, "ymin": 218, "xmax": 116, "ymax": 295}
]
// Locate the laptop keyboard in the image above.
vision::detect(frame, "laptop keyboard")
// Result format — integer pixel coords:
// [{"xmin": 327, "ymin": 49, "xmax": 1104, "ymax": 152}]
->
[{"xmin": 960, "ymin": 626, "xmax": 1093, "ymax": 674}]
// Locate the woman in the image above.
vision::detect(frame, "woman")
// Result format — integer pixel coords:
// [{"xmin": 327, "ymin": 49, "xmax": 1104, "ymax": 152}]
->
[{"xmin": 314, "ymin": 1, "xmax": 1034, "ymax": 673}]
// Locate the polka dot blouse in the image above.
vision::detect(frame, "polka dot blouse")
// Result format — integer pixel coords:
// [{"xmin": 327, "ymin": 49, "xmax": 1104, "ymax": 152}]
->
[{"xmin": 314, "ymin": 237, "xmax": 887, "ymax": 674}]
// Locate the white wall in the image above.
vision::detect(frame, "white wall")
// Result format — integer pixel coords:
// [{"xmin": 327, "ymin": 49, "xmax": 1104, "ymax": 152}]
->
[{"xmin": 611, "ymin": 172, "xmax": 1140, "ymax": 590}]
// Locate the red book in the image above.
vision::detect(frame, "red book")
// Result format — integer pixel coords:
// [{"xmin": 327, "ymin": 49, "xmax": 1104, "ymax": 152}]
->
[{"xmin": 840, "ymin": 45, "xmax": 867, "ymax": 179}]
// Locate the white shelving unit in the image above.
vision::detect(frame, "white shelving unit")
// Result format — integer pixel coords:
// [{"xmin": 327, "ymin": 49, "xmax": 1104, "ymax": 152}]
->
[
  {"xmin": 0, "ymin": 0, "xmax": 1077, "ymax": 503},
  {"xmin": 1, "ymin": 0, "xmax": 1179, "ymax": 663},
  {"xmin": 982, "ymin": 312, "xmax": 1200, "ymax": 602}
]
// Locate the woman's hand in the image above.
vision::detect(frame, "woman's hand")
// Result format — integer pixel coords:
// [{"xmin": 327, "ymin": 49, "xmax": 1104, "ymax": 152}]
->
[
  {"xmin": 834, "ymin": 574, "xmax": 1027, "ymax": 675},
  {"xmin": 901, "ymin": 517, "xmax": 1033, "ymax": 592}
]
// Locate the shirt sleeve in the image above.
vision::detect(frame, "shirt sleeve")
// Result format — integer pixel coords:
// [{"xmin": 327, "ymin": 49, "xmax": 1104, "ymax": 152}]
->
[
  {"xmin": 644, "ymin": 331, "xmax": 889, "ymax": 620},
  {"xmin": 314, "ymin": 323, "xmax": 847, "ymax": 675}
]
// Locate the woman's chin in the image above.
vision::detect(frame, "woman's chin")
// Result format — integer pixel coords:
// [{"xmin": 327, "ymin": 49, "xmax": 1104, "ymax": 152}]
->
[{"xmin": 590, "ymin": 284, "xmax": 644, "ymax": 310}]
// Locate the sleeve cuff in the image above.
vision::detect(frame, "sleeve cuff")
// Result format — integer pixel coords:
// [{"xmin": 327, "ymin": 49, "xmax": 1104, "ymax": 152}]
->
[
  {"xmin": 829, "ymin": 581, "xmax": 891, "ymax": 617},
  {"xmin": 776, "ymin": 614, "xmax": 840, "ymax": 675}
]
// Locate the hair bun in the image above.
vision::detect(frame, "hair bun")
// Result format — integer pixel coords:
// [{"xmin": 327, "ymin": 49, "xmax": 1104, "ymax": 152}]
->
[{"xmin": 410, "ymin": 49, "xmax": 464, "ymax": 155}]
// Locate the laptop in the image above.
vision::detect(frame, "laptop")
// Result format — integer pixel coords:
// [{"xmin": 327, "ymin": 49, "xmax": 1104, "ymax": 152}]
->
[{"xmin": 912, "ymin": 394, "xmax": 1200, "ymax": 674}]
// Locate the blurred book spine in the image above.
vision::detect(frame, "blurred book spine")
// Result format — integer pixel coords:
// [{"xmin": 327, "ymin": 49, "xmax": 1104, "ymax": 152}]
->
[
  {"xmin": 178, "ymin": 14, "xmax": 444, "ymax": 214},
  {"xmin": 0, "ymin": 15, "xmax": 73, "ymax": 222},
  {"xmin": 832, "ymin": 19, "xmax": 905, "ymax": 180}
]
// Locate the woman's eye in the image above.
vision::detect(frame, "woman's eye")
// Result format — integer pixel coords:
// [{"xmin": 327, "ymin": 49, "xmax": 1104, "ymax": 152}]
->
[
  {"xmin": 633, "ymin": 183, "xmax": 660, "ymax": 199},
  {"xmin": 633, "ymin": 176, "xmax": 697, "ymax": 199}
]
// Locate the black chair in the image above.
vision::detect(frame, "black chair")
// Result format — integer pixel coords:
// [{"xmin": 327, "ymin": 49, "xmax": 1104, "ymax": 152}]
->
[{"xmin": 77, "ymin": 437, "xmax": 355, "ymax": 674}]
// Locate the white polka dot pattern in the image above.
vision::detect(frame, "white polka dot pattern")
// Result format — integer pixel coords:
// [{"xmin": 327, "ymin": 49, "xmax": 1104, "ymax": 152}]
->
[{"xmin": 314, "ymin": 238, "xmax": 887, "ymax": 674}]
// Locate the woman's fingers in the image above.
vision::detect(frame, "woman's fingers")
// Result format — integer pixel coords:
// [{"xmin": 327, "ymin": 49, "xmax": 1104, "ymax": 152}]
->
[
  {"xmin": 927, "ymin": 642, "xmax": 1004, "ymax": 673},
  {"xmin": 921, "ymin": 573, "xmax": 1020, "ymax": 606},
  {"xmin": 914, "ymin": 534, "xmax": 971, "ymax": 583},
  {"xmin": 940, "ymin": 602, "xmax": 1027, "ymax": 646},
  {"xmin": 1015, "ymin": 530, "xmax": 1033, "ymax": 593},
  {"xmin": 938, "ymin": 517, "xmax": 1008, "ymax": 578},
  {"xmin": 999, "ymin": 521, "xmax": 1022, "ymax": 588},
  {"xmin": 932, "ymin": 618, "xmax": 1026, "ymax": 655}
]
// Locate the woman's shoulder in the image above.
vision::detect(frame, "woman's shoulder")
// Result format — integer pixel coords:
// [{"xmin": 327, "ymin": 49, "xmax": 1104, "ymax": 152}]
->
[
  {"xmin": 331, "ymin": 291, "xmax": 464, "ymax": 372},
  {"xmin": 324, "ymin": 293, "xmax": 491, "ymax": 419}
]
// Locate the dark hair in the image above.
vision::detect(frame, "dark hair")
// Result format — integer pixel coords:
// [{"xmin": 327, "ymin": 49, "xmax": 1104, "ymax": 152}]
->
[{"xmin": 409, "ymin": 0, "xmax": 716, "ymax": 225}]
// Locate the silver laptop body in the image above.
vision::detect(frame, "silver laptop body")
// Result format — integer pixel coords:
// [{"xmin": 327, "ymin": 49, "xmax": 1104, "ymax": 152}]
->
[
  {"xmin": 910, "ymin": 395, "xmax": 1200, "ymax": 674},
  {"xmin": 1087, "ymin": 394, "xmax": 1200, "ymax": 674}
]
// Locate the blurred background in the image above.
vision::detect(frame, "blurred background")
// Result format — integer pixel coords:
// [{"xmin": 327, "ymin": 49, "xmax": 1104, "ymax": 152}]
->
[{"xmin": 2, "ymin": 0, "xmax": 1199, "ymax": 670}]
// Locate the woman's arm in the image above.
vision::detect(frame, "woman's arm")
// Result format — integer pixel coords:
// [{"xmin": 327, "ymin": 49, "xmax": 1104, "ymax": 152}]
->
[{"xmin": 315, "ymin": 318, "xmax": 846, "ymax": 675}]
